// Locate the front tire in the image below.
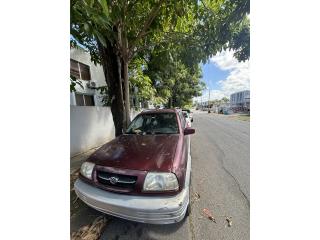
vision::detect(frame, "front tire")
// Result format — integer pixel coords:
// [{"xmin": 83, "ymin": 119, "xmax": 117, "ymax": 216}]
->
[
  {"xmin": 186, "ymin": 202, "xmax": 191, "ymax": 216},
  {"xmin": 185, "ymin": 175, "xmax": 191, "ymax": 217}
]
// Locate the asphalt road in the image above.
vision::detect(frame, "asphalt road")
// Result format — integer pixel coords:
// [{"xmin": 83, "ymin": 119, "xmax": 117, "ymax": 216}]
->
[
  {"xmin": 188, "ymin": 112, "xmax": 249, "ymax": 240},
  {"xmin": 72, "ymin": 111, "xmax": 250, "ymax": 240}
]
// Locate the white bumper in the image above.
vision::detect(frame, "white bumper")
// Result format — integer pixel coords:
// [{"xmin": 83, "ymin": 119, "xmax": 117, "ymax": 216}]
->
[{"xmin": 74, "ymin": 179, "xmax": 189, "ymax": 224}]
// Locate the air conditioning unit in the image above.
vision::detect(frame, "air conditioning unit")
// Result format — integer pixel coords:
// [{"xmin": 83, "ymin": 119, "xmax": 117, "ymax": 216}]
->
[{"xmin": 86, "ymin": 81, "xmax": 96, "ymax": 88}]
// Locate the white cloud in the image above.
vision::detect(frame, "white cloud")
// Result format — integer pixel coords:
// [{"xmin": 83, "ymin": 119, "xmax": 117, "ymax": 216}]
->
[
  {"xmin": 194, "ymin": 89, "xmax": 226, "ymax": 103},
  {"xmin": 193, "ymin": 50, "xmax": 250, "ymax": 103},
  {"xmin": 210, "ymin": 50, "xmax": 250, "ymax": 97}
]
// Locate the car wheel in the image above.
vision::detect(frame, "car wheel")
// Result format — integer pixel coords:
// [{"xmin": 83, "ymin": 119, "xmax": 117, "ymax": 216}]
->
[{"xmin": 186, "ymin": 201, "xmax": 191, "ymax": 217}]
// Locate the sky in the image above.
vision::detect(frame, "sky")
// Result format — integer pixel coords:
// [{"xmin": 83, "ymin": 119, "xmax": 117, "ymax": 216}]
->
[{"xmin": 194, "ymin": 50, "xmax": 250, "ymax": 103}]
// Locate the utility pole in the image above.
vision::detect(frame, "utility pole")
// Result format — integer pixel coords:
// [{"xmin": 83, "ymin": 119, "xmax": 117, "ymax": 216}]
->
[{"xmin": 206, "ymin": 87, "xmax": 211, "ymax": 113}]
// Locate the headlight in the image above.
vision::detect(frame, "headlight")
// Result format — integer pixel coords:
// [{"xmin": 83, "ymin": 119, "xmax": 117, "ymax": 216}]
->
[
  {"xmin": 80, "ymin": 162, "xmax": 95, "ymax": 179},
  {"xmin": 143, "ymin": 172, "xmax": 179, "ymax": 191}
]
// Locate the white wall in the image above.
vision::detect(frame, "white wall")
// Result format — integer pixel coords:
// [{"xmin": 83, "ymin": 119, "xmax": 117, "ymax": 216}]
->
[
  {"xmin": 71, "ymin": 106, "xmax": 115, "ymax": 156},
  {"xmin": 70, "ymin": 106, "xmax": 140, "ymax": 157},
  {"xmin": 70, "ymin": 48, "xmax": 143, "ymax": 157}
]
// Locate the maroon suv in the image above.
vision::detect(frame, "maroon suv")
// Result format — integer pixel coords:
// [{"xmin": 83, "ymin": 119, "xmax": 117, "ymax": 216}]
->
[{"xmin": 74, "ymin": 109, "xmax": 195, "ymax": 224}]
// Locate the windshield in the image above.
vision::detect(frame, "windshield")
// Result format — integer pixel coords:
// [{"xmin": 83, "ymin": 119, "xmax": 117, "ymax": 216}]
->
[{"xmin": 126, "ymin": 113, "xmax": 179, "ymax": 135}]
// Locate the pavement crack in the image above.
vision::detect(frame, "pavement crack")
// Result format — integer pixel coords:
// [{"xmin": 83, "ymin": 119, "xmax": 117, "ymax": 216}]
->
[
  {"xmin": 221, "ymin": 164, "xmax": 250, "ymax": 207},
  {"xmin": 205, "ymin": 131, "xmax": 250, "ymax": 207}
]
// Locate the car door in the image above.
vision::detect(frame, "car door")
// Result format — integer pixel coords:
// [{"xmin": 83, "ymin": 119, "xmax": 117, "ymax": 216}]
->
[{"xmin": 178, "ymin": 112, "xmax": 190, "ymax": 185}]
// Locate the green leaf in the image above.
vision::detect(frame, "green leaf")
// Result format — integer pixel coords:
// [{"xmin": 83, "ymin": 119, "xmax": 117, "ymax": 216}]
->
[
  {"xmin": 94, "ymin": 30, "xmax": 107, "ymax": 47},
  {"xmin": 98, "ymin": 0, "xmax": 109, "ymax": 17},
  {"xmin": 84, "ymin": 23, "xmax": 90, "ymax": 32},
  {"xmin": 70, "ymin": 82, "xmax": 76, "ymax": 92}
]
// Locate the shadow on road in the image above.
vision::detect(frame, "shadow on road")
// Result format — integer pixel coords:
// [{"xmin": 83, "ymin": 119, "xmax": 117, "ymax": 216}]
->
[
  {"xmin": 71, "ymin": 195, "xmax": 187, "ymax": 240},
  {"xmin": 100, "ymin": 214, "xmax": 188, "ymax": 240}
]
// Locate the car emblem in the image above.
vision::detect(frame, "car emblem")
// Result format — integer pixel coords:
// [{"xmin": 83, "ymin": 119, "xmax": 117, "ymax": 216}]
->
[{"xmin": 109, "ymin": 176, "xmax": 119, "ymax": 185}]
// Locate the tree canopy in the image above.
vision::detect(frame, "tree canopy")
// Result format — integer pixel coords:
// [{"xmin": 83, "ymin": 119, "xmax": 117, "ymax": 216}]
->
[{"xmin": 71, "ymin": 0, "xmax": 250, "ymax": 134}]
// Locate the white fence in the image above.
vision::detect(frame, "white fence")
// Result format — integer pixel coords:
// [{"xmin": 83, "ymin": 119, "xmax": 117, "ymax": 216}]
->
[{"xmin": 70, "ymin": 106, "xmax": 140, "ymax": 157}]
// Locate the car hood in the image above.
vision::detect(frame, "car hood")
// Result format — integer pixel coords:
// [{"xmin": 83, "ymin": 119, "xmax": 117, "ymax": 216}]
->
[{"xmin": 88, "ymin": 134, "xmax": 180, "ymax": 172}]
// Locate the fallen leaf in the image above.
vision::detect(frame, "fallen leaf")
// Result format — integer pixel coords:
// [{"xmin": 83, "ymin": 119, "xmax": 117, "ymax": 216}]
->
[
  {"xmin": 73, "ymin": 196, "xmax": 79, "ymax": 204},
  {"xmin": 202, "ymin": 208, "xmax": 216, "ymax": 223},
  {"xmin": 226, "ymin": 216, "xmax": 232, "ymax": 227},
  {"xmin": 70, "ymin": 169, "xmax": 80, "ymax": 190},
  {"xmin": 71, "ymin": 216, "xmax": 107, "ymax": 240}
]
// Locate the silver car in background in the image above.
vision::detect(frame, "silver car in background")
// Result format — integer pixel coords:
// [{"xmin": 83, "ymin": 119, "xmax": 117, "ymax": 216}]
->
[
  {"xmin": 183, "ymin": 109, "xmax": 193, "ymax": 122},
  {"xmin": 182, "ymin": 111, "xmax": 192, "ymax": 127}
]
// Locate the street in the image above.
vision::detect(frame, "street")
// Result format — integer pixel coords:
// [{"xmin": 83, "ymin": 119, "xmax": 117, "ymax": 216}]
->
[
  {"xmin": 71, "ymin": 111, "xmax": 250, "ymax": 240},
  {"xmin": 189, "ymin": 112, "xmax": 249, "ymax": 240}
]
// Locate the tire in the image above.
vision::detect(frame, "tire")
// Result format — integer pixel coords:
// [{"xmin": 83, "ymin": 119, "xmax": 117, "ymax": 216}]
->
[
  {"xmin": 186, "ymin": 202, "xmax": 191, "ymax": 217},
  {"xmin": 185, "ymin": 175, "xmax": 192, "ymax": 217}
]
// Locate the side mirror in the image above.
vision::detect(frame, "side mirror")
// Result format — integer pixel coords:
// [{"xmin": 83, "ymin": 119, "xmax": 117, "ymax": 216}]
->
[{"xmin": 184, "ymin": 127, "xmax": 195, "ymax": 135}]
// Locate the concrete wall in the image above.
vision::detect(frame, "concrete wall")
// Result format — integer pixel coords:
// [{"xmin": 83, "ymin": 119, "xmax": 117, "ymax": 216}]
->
[
  {"xmin": 70, "ymin": 48, "xmax": 143, "ymax": 156},
  {"xmin": 70, "ymin": 106, "xmax": 115, "ymax": 156},
  {"xmin": 70, "ymin": 106, "xmax": 141, "ymax": 157}
]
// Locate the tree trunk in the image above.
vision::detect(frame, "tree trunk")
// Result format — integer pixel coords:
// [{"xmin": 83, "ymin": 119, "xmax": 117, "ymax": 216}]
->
[
  {"xmin": 98, "ymin": 40, "xmax": 125, "ymax": 137},
  {"xmin": 123, "ymin": 60, "xmax": 130, "ymax": 128}
]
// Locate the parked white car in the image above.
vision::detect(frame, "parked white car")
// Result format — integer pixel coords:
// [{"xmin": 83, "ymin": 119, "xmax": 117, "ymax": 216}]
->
[
  {"xmin": 183, "ymin": 109, "xmax": 193, "ymax": 122},
  {"xmin": 182, "ymin": 111, "xmax": 192, "ymax": 127}
]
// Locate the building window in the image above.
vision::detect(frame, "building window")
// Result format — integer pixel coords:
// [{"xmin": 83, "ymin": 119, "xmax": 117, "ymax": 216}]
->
[
  {"xmin": 70, "ymin": 59, "xmax": 91, "ymax": 80},
  {"xmin": 75, "ymin": 93, "xmax": 95, "ymax": 106}
]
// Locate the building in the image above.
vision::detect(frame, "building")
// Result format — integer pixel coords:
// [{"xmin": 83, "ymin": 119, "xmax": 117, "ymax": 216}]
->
[
  {"xmin": 230, "ymin": 90, "xmax": 250, "ymax": 112},
  {"xmin": 70, "ymin": 47, "xmax": 113, "ymax": 156},
  {"xmin": 70, "ymin": 47, "xmax": 106, "ymax": 106},
  {"xmin": 70, "ymin": 47, "xmax": 140, "ymax": 156}
]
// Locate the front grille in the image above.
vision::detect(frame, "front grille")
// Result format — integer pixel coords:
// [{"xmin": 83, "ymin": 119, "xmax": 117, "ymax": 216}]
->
[{"xmin": 96, "ymin": 170, "xmax": 137, "ymax": 190}]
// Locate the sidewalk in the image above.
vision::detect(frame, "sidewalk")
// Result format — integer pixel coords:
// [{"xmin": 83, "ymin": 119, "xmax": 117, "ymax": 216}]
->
[{"xmin": 70, "ymin": 144, "xmax": 108, "ymax": 237}]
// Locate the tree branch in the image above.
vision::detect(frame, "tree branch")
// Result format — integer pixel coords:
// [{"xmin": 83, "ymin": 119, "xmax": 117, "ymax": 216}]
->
[
  {"xmin": 127, "ymin": 0, "xmax": 139, "ymax": 12},
  {"xmin": 129, "ymin": 0, "xmax": 166, "ymax": 52}
]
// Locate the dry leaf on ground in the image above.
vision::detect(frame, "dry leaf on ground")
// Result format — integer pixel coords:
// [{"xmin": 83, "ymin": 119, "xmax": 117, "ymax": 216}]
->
[
  {"xmin": 71, "ymin": 169, "xmax": 80, "ymax": 184},
  {"xmin": 71, "ymin": 216, "xmax": 107, "ymax": 240},
  {"xmin": 202, "ymin": 208, "xmax": 216, "ymax": 223},
  {"xmin": 73, "ymin": 196, "xmax": 79, "ymax": 204},
  {"xmin": 226, "ymin": 216, "xmax": 232, "ymax": 227},
  {"xmin": 192, "ymin": 192, "xmax": 201, "ymax": 203}
]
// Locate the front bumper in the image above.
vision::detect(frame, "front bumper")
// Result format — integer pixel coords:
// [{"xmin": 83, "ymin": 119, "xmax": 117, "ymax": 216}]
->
[{"xmin": 74, "ymin": 179, "xmax": 189, "ymax": 224}]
